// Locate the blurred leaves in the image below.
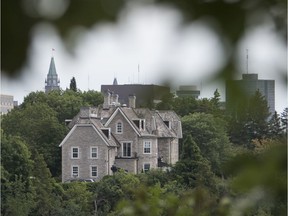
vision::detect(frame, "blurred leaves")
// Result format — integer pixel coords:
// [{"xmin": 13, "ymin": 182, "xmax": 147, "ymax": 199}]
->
[{"xmin": 1, "ymin": 0, "xmax": 286, "ymax": 79}]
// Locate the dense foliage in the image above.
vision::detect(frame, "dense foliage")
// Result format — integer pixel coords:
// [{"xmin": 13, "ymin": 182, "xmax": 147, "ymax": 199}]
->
[{"xmin": 1, "ymin": 89, "xmax": 287, "ymax": 215}]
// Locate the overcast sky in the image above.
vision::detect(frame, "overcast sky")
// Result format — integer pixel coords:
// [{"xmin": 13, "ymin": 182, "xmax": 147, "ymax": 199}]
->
[{"xmin": 1, "ymin": 4, "xmax": 287, "ymax": 112}]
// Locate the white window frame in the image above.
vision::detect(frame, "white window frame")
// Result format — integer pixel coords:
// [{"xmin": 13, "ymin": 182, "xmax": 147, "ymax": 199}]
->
[
  {"xmin": 143, "ymin": 163, "xmax": 150, "ymax": 173},
  {"xmin": 71, "ymin": 147, "xmax": 79, "ymax": 159},
  {"xmin": 90, "ymin": 147, "xmax": 98, "ymax": 159},
  {"xmin": 122, "ymin": 142, "xmax": 132, "ymax": 158},
  {"xmin": 90, "ymin": 165, "xmax": 98, "ymax": 177},
  {"xmin": 116, "ymin": 121, "xmax": 123, "ymax": 134},
  {"xmin": 140, "ymin": 119, "xmax": 145, "ymax": 130},
  {"xmin": 71, "ymin": 165, "xmax": 79, "ymax": 178},
  {"xmin": 143, "ymin": 140, "xmax": 152, "ymax": 154}
]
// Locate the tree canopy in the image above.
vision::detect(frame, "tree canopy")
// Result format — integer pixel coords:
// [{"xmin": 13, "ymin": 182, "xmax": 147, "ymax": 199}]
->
[{"xmin": 181, "ymin": 112, "xmax": 232, "ymax": 176}]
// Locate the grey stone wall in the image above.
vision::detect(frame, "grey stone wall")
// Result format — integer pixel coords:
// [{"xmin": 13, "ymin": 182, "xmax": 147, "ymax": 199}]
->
[
  {"xmin": 157, "ymin": 138, "xmax": 179, "ymax": 165},
  {"xmin": 114, "ymin": 158, "xmax": 137, "ymax": 173},
  {"xmin": 61, "ymin": 125, "xmax": 116, "ymax": 182}
]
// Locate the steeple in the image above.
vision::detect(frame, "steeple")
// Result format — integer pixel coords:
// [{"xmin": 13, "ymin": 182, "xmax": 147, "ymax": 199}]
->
[
  {"xmin": 113, "ymin": 77, "xmax": 118, "ymax": 85},
  {"xmin": 45, "ymin": 57, "xmax": 60, "ymax": 93}
]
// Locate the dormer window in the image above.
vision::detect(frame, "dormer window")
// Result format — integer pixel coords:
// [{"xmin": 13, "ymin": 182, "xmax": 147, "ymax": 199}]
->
[
  {"xmin": 101, "ymin": 128, "xmax": 111, "ymax": 139},
  {"xmin": 141, "ymin": 119, "xmax": 145, "ymax": 130},
  {"xmin": 133, "ymin": 119, "xmax": 145, "ymax": 130},
  {"xmin": 164, "ymin": 121, "xmax": 170, "ymax": 129},
  {"xmin": 116, "ymin": 121, "xmax": 123, "ymax": 134}
]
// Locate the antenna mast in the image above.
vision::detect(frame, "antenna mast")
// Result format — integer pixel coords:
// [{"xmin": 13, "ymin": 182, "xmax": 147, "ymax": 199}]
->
[
  {"xmin": 88, "ymin": 74, "xmax": 90, "ymax": 90},
  {"xmin": 138, "ymin": 64, "xmax": 140, "ymax": 84},
  {"xmin": 246, "ymin": 48, "xmax": 249, "ymax": 74}
]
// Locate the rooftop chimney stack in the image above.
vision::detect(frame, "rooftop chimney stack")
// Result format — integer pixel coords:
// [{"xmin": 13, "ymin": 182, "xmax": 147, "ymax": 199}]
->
[
  {"xmin": 128, "ymin": 94, "xmax": 136, "ymax": 108},
  {"xmin": 103, "ymin": 90, "xmax": 111, "ymax": 109},
  {"xmin": 111, "ymin": 93, "xmax": 119, "ymax": 106}
]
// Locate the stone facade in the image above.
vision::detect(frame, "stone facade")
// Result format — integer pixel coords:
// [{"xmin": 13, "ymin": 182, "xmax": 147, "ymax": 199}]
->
[
  {"xmin": 59, "ymin": 97, "xmax": 182, "ymax": 182},
  {"xmin": 0, "ymin": 94, "xmax": 16, "ymax": 115}
]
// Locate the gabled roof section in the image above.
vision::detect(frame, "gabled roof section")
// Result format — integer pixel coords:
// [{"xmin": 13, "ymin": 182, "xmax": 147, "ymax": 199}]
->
[
  {"xmin": 153, "ymin": 111, "xmax": 176, "ymax": 138},
  {"xmin": 59, "ymin": 119, "xmax": 117, "ymax": 147},
  {"xmin": 48, "ymin": 57, "xmax": 57, "ymax": 76},
  {"xmin": 157, "ymin": 110, "xmax": 183, "ymax": 138},
  {"xmin": 104, "ymin": 107, "xmax": 141, "ymax": 136}
]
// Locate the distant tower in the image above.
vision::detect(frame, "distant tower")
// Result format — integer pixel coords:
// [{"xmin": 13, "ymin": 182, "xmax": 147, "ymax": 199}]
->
[
  {"xmin": 226, "ymin": 73, "xmax": 275, "ymax": 114},
  {"xmin": 45, "ymin": 57, "xmax": 60, "ymax": 93},
  {"xmin": 113, "ymin": 77, "xmax": 118, "ymax": 85}
]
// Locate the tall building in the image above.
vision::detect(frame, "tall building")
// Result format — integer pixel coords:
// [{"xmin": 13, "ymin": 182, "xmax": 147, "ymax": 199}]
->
[
  {"xmin": 0, "ymin": 94, "xmax": 17, "ymax": 115},
  {"xmin": 176, "ymin": 85, "xmax": 200, "ymax": 98},
  {"xmin": 45, "ymin": 57, "xmax": 60, "ymax": 93},
  {"xmin": 226, "ymin": 73, "xmax": 275, "ymax": 114},
  {"xmin": 101, "ymin": 79, "xmax": 170, "ymax": 107}
]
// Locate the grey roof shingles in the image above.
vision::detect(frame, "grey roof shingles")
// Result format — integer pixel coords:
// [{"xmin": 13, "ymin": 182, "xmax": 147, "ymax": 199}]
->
[{"xmin": 68, "ymin": 106, "xmax": 182, "ymax": 140}]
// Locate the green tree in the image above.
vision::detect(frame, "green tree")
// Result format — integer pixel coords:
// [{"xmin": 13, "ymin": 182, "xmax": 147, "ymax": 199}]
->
[
  {"xmin": 182, "ymin": 113, "xmax": 232, "ymax": 176},
  {"xmin": 228, "ymin": 90, "xmax": 270, "ymax": 147},
  {"xmin": 155, "ymin": 92, "xmax": 175, "ymax": 110},
  {"xmin": 22, "ymin": 90, "xmax": 103, "ymax": 123},
  {"xmin": 173, "ymin": 135, "xmax": 216, "ymax": 190},
  {"xmin": 267, "ymin": 111, "xmax": 283, "ymax": 139},
  {"xmin": 87, "ymin": 171, "xmax": 140, "ymax": 214},
  {"xmin": 172, "ymin": 96, "xmax": 198, "ymax": 117},
  {"xmin": 2, "ymin": 177, "xmax": 36, "ymax": 216},
  {"xmin": 1, "ymin": 133, "xmax": 35, "ymax": 216},
  {"xmin": 1, "ymin": 103, "xmax": 67, "ymax": 176},
  {"xmin": 280, "ymin": 107, "xmax": 288, "ymax": 136},
  {"xmin": 70, "ymin": 76, "xmax": 77, "ymax": 92},
  {"xmin": 29, "ymin": 151, "xmax": 62, "ymax": 216},
  {"xmin": 225, "ymin": 140, "xmax": 287, "ymax": 215},
  {"xmin": 81, "ymin": 90, "xmax": 104, "ymax": 107},
  {"xmin": 1, "ymin": 132, "xmax": 33, "ymax": 181},
  {"xmin": 61, "ymin": 183, "xmax": 93, "ymax": 216}
]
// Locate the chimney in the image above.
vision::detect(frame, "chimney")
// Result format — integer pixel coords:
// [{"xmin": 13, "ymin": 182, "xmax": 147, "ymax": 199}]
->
[
  {"xmin": 128, "ymin": 94, "xmax": 136, "ymax": 108},
  {"xmin": 103, "ymin": 90, "xmax": 111, "ymax": 109},
  {"xmin": 111, "ymin": 93, "xmax": 119, "ymax": 106}
]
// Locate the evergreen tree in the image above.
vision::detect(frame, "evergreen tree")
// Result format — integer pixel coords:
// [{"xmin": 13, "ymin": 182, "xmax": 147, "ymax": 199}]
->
[
  {"xmin": 173, "ymin": 134, "xmax": 216, "ymax": 190},
  {"xmin": 280, "ymin": 108, "xmax": 288, "ymax": 136},
  {"xmin": 267, "ymin": 111, "xmax": 283, "ymax": 139},
  {"xmin": 182, "ymin": 113, "xmax": 232, "ymax": 176},
  {"xmin": 70, "ymin": 77, "xmax": 77, "ymax": 92},
  {"xmin": 181, "ymin": 134, "xmax": 201, "ymax": 161},
  {"xmin": 211, "ymin": 88, "xmax": 221, "ymax": 107},
  {"xmin": 228, "ymin": 90, "xmax": 270, "ymax": 147}
]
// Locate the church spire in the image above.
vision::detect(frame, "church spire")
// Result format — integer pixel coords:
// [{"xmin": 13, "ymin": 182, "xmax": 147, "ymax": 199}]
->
[
  {"xmin": 113, "ymin": 77, "xmax": 118, "ymax": 85},
  {"xmin": 45, "ymin": 56, "xmax": 60, "ymax": 93}
]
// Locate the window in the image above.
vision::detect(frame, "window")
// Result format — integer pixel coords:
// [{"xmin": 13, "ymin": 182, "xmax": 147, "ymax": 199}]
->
[
  {"xmin": 71, "ymin": 147, "xmax": 79, "ymax": 159},
  {"xmin": 164, "ymin": 121, "xmax": 170, "ymax": 129},
  {"xmin": 122, "ymin": 142, "xmax": 132, "ymax": 157},
  {"xmin": 133, "ymin": 119, "xmax": 145, "ymax": 130},
  {"xmin": 90, "ymin": 147, "xmax": 98, "ymax": 159},
  {"xmin": 143, "ymin": 140, "xmax": 151, "ymax": 154},
  {"xmin": 101, "ymin": 128, "xmax": 110, "ymax": 139},
  {"xmin": 116, "ymin": 122, "xmax": 123, "ymax": 134},
  {"xmin": 140, "ymin": 119, "xmax": 145, "ymax": 130},
  {"xmin": 143, "ymin": 163, "xmax": 150, "ymax": 173},
  {"xmin": 72, "ymin": 166, "xmax": 79, "ymax": 177},
  {"xmin": 91, "ymin": 166, "xmax": 97, "ymax": 177}
]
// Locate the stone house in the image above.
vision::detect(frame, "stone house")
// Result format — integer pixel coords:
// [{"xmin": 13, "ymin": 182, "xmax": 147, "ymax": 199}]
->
[{"xmin": 59, "ymin": 93, "xmax": 182, "ymax": 182}]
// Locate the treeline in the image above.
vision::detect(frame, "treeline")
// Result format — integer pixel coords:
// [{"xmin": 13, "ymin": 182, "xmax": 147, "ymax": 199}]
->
[{"xmin": 1, "ymin": 89, "xmax": 287, "ymax": 215}]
